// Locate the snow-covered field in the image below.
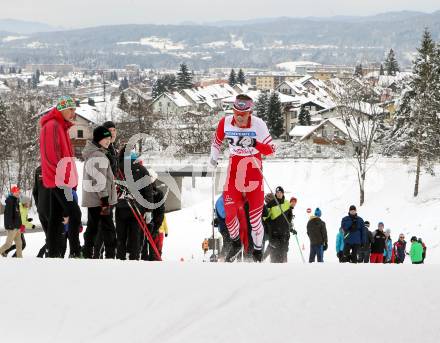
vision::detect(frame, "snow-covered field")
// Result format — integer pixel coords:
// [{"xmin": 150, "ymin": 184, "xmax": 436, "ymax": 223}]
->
[{"xmin": 1, "ymin": 157, "xmax": 440, "ymax": 342}]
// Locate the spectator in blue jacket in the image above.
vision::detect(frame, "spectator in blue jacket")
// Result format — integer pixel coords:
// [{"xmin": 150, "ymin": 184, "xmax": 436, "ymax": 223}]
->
[
  {"xmin": 336, "ymin": 227, "xmax": 345, "ymax": 263},
  {"xmin": 384, "ymin": 228, "xmax": 393, "ymax": 263},
  {"xmin": 341, "ymin": 205, "xmax": 365, "ymax": 263}
]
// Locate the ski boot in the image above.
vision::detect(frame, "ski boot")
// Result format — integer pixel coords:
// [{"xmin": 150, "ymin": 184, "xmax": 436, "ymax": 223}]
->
[
  {"xmin": 225, "ymin": 239, "xmax": 242, "ymax": 263},
  {"xmin": 252, "ymin": 249, "xmax": 262, "ymax": 263}
]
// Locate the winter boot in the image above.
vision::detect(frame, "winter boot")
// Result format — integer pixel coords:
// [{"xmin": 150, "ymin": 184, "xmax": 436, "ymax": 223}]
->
[
  {"xmin": 225, "ymin": 239, "xmax": 242, "ymax": 263},
  {"xmin": 253, "ymin": 249, "xmax": 262, "ymax": 263}
]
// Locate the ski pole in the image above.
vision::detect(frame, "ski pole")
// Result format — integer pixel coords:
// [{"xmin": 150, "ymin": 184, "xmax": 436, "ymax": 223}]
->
[
  {"xmin": 211, "ymin": 169, "xmax": 217, "ymax": 259},
  {"xmin": 246, "ymin": 147, "xmax": 305, "ymax": 263}
]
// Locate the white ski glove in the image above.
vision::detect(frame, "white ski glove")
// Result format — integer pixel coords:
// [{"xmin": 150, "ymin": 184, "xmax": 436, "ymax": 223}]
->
[{"xmin": 143, "ymin": 212, "xmax": 152, "ymax": 224}]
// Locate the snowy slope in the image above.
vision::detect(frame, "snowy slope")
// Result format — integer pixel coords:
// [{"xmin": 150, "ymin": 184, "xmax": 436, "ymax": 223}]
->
[
  {"xmin": 0, "ymin": 259, "xmax": 439, "ymax": 343},
  {"xmin": 3, "ymin": 157, "xmax": 440, "ymax": 262}
]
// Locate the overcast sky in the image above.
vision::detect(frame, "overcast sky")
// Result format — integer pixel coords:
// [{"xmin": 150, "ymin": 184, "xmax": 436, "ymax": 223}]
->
[{"xmin": 1, "ymin": 0, "xmax": 440, "ymax": 28}]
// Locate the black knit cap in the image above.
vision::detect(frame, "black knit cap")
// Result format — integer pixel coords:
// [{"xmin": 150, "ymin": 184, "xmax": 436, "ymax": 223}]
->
[
  {"xmin": 276, "ymin": 186, "xmax": 284, "ymax": 193},
  {"xmin": 349, "ymin": 205, "xmax": 356, "ymax": 211},
  {"xmin": 93, "ymin": 126, "xmax": 112, "ymax": 143},
  {"xmin": 102, "ymin": 121, "xmax": 116, "ymax": 129}
]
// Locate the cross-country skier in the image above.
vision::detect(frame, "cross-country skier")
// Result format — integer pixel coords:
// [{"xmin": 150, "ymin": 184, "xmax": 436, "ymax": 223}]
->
[{"xmin": 209, "ymin": 94, "xmax": 275, "ymax": 262}]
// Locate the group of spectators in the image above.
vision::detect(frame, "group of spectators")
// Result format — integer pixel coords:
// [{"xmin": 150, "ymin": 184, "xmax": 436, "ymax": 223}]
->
[
  {"xmin": 335, "ymin": 205, "xmax": 427, "ymax": 264},
  {"xmin": 214, "ymin": 191, "xmax": 428, "ymax": 265},
  {"xmin": 1, "ymin": 96, "xmax": 167, "ymax": 260}
]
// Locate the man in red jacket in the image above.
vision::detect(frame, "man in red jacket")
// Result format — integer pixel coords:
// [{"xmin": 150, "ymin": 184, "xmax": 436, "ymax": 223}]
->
[{"xmin": 39, "ymin": 96, "xmax": 82, "ymax": 258}]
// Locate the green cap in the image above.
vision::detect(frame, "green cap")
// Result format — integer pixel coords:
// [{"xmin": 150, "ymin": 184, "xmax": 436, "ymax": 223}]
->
[{"xmin": 56, "ymin": 96, "xmax": 76, "ymax": 111}]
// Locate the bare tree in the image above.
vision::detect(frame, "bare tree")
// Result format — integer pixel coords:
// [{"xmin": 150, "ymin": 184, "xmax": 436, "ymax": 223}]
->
[{"xmin": 337, "ymin": 85, "xmax": 383, "ymax": 205}]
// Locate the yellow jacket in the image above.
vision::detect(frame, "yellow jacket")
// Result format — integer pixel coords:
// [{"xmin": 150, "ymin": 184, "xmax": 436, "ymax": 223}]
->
[
  {"xmin": 19, "ymin": 203, "xmax": 33, "ymax": 229},
  {"xmin": 159, "ymin": 215, "xmax": 168, "ymax": 235}
]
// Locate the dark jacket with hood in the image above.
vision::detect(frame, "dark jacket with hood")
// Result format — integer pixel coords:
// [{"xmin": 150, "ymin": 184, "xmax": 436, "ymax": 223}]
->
[
  {"xmin": 4, "ymin": 194, "xmax": 22, "ymax": 230},
  {"xmin": 266, "ymin": 196, "xmax": 292, "ymax": 237},
  {"xmin": 370, "ymin": 229, "xmax": 386, "ymax": 254},
  {"xmin": 341, "ymin": 214, "xmax": 365, "ymax": 245},
  {"xmin": 116, "ymin": 150, "xmax": 154, "ymax": 214},
  {"xmin": 151, "ymin": 186, "xmax": 165, "ymax": 234},
  {"xmin": 307, "ymin": 216, "xmax": 328, "ymax": 245}
]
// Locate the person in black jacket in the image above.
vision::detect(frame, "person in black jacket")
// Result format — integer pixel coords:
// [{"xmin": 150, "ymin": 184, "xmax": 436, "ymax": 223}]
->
[
  {"xmin": 115, "ymin": 146, "xmax": 154, "ymax": 260},
  {"xmin": 370, "ymin": 222, "xmax": 386, "ymax": 263},
  {"xmin": 0, "ymin": 185, "xmax": 23, "ymax": 258},
  {"xmin": 357, "ymin": 221, "xmax": 374, "ymax": 263},
  {"xmin": 307, "ymin": 207, "xmax": 328, "ymax": 262},
  {"xmin": 141, "ymin": 170, "xmax": 165, "ymax": 261}
]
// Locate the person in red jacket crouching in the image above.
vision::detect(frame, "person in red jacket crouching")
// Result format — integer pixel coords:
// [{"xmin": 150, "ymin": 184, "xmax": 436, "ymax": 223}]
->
[{"xmin": 39, "ymin": 96, "xmax": 82, "ymax": 258}]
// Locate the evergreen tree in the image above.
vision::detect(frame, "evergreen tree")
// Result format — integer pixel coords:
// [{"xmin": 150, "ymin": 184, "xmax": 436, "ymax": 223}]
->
[
  {"xmin": 384, "ymin": 49, "xmax": 400, "ymax": 76},
  {"xmin": 152, "ymin": 79, "xmax": 166, "ymax": 99},
  {"xmin": 162, "ymin": 74, "xmax": 177, "ymax": 92},
  {"xmin": 237, "ymin": 69, "xmax": 246, "ymax": 84},
  {"xmin": 73, "ymin": 78, "xmax": 80, "ymax": 88},
  {"xmin": 118, "ymin": 92, "xmax": 128, "ymax": 111},
  {"xmin": 17, "ymin": 68, "xmax": 22, "ymax": 74},
  {"xmin": 31, "ymin": 75, "xmax": 38, "ymax": 89},
  {"xmin": 35, "ymin": 69, "xmax": 41, "ymax": 83},
  {"xmin": 354, "ymin": 64, "xmax": 363, "ymax": 77},
  {"xmin": 379, "ymin": 64, "xmax": 385, "ymax": 76},
  {"xmin": 152, "ymin": 74, "xmax": 177, "ymax": 99},
  {"xmin": 298, "ymin": 107, "xmax": 311, "ymax": 126},
  {"xmin": 255, "ymin": 92, "xmax": 269, "ymax": 122},
  {"xmin": 266, "ymin": 92, "xmax": 283, "ymax": 138},
  {"xmin": 0, "ymin": 66, "xmax": 4, "ymax": 74},
  {"xmin": 0, "ymin": 99, "xmax": 12, "ymax": 160},
  {"xmin": 176, "ymin": 63, "xmax": 193, "ymax": 90},
  {"xmin": 119, "ymin": 77, "xmax": 129, "ymax": 91},
  {"xmin": 385, "ymin": 29, "xmax": 440, "ymax": 197},
  {"xmin": 228, "ymin": 69, "xmax": 237, "ymax": 86}
]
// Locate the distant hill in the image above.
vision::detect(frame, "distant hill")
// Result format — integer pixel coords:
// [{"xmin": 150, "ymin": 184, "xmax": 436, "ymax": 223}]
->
[
  {"xmin": 0, "ymin": 11, "xmax": 439, "ymax": 69},
  {"xmin": 0, "ymin": 19, "xmax": 59, "ymax": 34}
]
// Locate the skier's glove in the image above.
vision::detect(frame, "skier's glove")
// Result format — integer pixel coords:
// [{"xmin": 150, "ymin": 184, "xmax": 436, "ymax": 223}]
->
[
  {"xmin": 323, "ymin": 242, "xmax": 328, "ymax": 251},
  {"xmin": 290, "ymin": 228, "xmax": 297, "ymax": 235},
  {"xmin": 213, "ymin": 217, "xmax": 219, "ymax": 227},
  {"xmin": 143, "ymin": 211, "xmax": 152, "ymax": 224},
  {"xmin": 238, "ymin": 136, "xmax": 257, "ymax": 148},
  {"xmin": 165, "ymin": 233, "xmax": 168, "ymax": 237}
]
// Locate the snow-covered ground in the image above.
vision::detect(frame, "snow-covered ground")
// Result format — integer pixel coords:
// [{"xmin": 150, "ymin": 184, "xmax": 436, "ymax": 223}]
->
[
  {"xmin": 1, "ymin": 157, "xmax": 440, "ymax": 342},
  {"xmin": 1, "ymin": 259, "xmax": 439, "ymax": 343},
  {"xmin": 2, "ymin": 157, "xmax": 440, "ymax": 262}
]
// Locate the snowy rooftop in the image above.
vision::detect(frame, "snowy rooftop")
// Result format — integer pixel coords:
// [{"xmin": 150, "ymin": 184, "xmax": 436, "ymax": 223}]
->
[
  {"xmin": 165, "ymin": 92, "xmax": 192, "ymax": 108},
  {"xmin": 289, "ymin": 125, "xmax": 317, "ymax": 138}
]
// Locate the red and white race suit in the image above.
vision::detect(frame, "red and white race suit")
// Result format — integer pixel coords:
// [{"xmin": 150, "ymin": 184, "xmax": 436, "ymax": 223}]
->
[{"xmin": 210, "ymin": 115, "xmax": 275, "ymax": 250}]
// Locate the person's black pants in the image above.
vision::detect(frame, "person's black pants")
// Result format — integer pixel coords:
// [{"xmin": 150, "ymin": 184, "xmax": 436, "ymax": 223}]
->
[
  {"xmin": 343, "ymin": 243, "xmax": 359, "ymax": 263},
  {"xmin": 269, "ymin": 235, "xmax": 290, "ymax": 263},
  {"xmin": 116, "ymin": 208, "xmax": 142, "ymax": 260},
  {"xmin": 47, "ymin": 188, "xmax": 81, "ymax": 257},
  {"xmin": 83, "ymin": 207, "xmax": 116, "ymax": 259}
]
